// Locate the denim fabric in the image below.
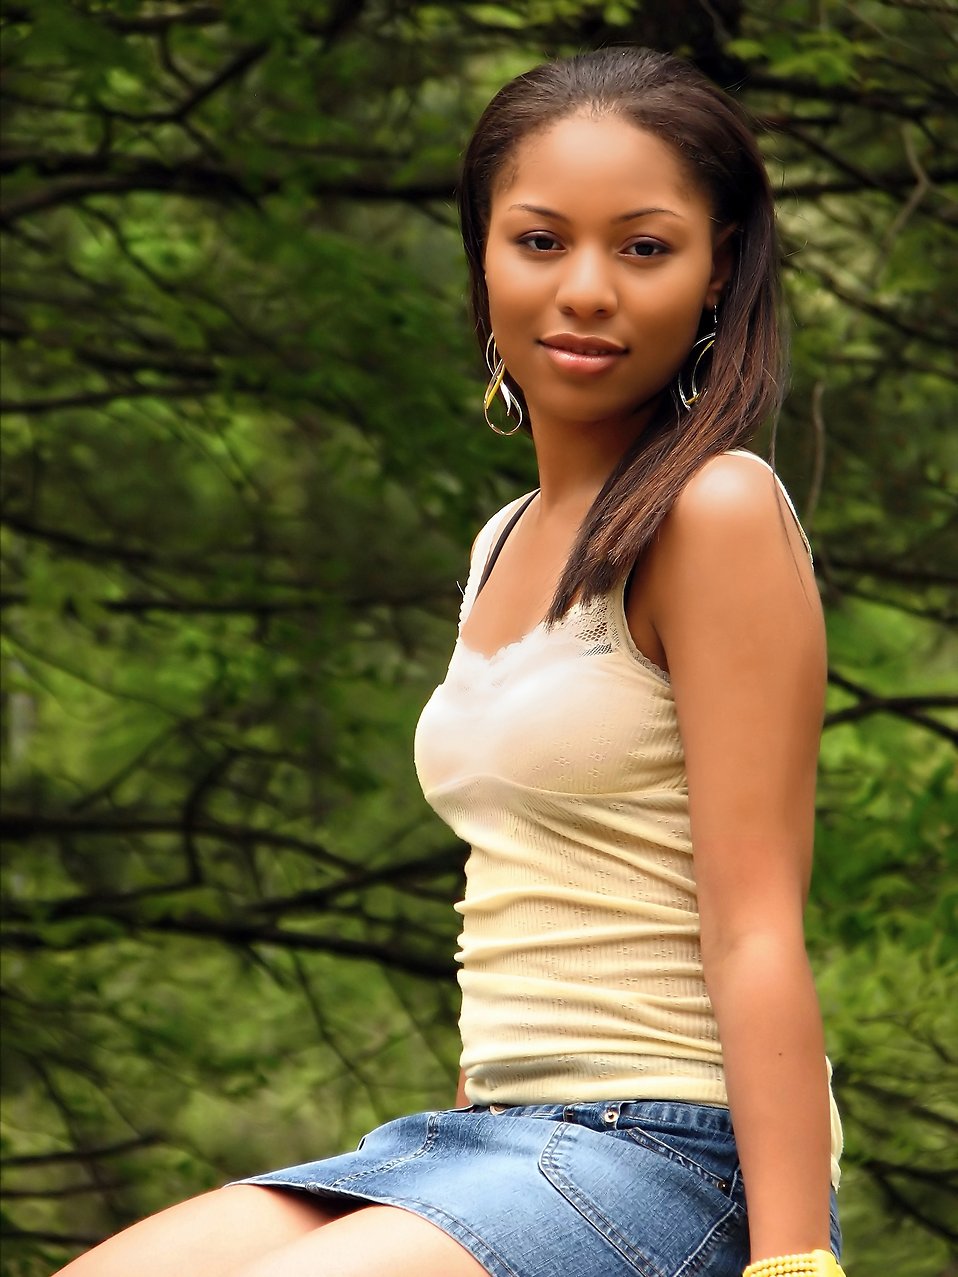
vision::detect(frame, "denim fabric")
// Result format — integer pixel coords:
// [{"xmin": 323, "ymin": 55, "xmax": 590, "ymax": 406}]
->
[{"xmin": 233, "ymin": 1099, "xmax": 842, "ymax": 1277}]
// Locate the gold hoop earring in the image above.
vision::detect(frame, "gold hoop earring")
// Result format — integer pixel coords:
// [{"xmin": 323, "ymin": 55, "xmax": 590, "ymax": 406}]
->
[
  {"xmin": 677, "ymin": 305, "xmax": 718, "ymax": 410},
  {"xmin": 484, "ymin": 333, "xmax": 523, "ymax": 435}
]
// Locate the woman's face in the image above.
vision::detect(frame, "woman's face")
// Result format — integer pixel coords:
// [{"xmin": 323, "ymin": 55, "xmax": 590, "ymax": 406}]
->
[{"xmin": 483, "ymin": 113, "xmax": 732, "ymax": 434}]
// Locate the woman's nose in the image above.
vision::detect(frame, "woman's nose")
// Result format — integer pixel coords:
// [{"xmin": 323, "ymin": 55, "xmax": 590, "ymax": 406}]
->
[{"xmin": 554, "ymin": 247, "xmax": 618, "ymax": 317}]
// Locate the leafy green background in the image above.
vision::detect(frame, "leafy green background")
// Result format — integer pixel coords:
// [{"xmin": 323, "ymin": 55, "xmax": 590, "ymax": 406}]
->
[{"xmin": 1, "ymin": 2, "xmax": 955, "ymax": 1273}]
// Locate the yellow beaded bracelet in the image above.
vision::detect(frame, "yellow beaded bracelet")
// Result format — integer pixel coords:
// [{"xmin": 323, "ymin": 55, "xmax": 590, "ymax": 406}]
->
[{"xmin": 743, "ymin": 1250, "xmax": 846, "ymax": 1277}]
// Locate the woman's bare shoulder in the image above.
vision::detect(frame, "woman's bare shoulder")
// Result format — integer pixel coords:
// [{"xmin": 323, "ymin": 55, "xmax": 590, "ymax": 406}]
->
[
  {"xmin": 661, "ymin": 451, "xmax": 812, "ymax": 571},
  {"xmin": 673, "ymin": 449, "xmax": 782, "ymax": 515},
  {"xmin": 643, "ymin": 451, "xmax": 821, "ymax": 659}
]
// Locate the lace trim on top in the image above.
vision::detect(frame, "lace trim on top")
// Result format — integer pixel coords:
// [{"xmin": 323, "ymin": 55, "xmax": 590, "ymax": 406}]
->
[
  {"xmin": 458, "ymin": 578, "xmax": 670, "ymax": 687},
  {"xmin": 457, "ymin": 492, "xmax": 671, "ymax": 683}
]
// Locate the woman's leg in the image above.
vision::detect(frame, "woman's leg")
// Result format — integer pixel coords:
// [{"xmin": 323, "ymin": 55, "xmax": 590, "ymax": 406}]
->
[
  {"xmin": 55, "ymin": 1185, "xmax": 345, "ymax": 1277},
  {"xmin": 231, "ymin": 1204, "xmax": 491, "ymax": 1277}
]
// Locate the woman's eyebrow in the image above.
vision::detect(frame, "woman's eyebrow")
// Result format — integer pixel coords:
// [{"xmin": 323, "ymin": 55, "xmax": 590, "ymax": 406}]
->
[{"xmin": 507, "ymin": 202, "xmax": 683, "ymax": 222}]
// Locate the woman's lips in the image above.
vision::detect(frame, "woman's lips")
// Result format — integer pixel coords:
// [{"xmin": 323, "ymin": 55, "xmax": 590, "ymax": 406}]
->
[{"xmin": 539, "ymin": 340, "xmax": 627, "ymax": 375}]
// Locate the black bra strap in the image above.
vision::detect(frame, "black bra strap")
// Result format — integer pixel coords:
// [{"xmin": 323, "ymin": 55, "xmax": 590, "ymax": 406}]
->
[{"xmin": 475, "ymin": 491, "xmax": 539, "ymax": 598}]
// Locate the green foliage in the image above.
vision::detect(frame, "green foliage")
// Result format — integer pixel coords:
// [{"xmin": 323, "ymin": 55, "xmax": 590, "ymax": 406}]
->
[{"xmin": 2, "ymin": 1, "xmax": 956, "ymax": 1272}]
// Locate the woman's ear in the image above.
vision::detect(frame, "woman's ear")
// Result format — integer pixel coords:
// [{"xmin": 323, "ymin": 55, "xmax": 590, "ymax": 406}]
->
[{"xmin": 707, "ymin": 224, "xmax": 738, "ymax": 309}]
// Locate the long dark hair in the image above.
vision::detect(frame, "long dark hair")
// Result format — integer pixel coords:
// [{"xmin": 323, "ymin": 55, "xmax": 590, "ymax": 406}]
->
[{"xmin": 457, "ymin": 47, "xmax": 785, "ymax": 621}]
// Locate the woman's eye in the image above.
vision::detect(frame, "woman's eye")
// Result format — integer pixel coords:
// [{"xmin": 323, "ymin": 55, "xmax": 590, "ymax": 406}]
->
[
  {"xmin": 519, "ymin": 233, "xmax": 560, "ymax": 252},
  {"xmin": 626, "ymin": 240, "xmax": 666, "ymax": 258}
]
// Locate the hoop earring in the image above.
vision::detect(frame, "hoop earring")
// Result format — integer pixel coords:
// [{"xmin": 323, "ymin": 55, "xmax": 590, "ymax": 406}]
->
[
  {"xmin": 483, "ymin": 333, "xmax": 523, "ymax": 435},
  {"xmin": 677, "ymin": 305, "xmax": 719, "ymax": 410}
]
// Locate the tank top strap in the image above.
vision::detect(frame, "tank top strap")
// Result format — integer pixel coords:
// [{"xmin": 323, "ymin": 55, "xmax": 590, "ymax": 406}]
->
[
  {"xmin": 475, "ymin": 491, "xmax": 539, "ymax": 599},
  {"xmin": 458, "ymin": 491, "xmax": 538, "ymax": 632},
  {"xmin": 725, "ymin": 449, "xmax": 814, "ymax": 565}
]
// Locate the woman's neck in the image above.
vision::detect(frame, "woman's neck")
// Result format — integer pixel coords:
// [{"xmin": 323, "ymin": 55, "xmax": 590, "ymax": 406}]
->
[{"xmin": 527, "ymin": 402, "xmax": 655, "ymax": 516}]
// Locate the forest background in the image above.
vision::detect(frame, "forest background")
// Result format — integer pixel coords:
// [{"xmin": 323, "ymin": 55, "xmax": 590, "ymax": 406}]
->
[{"xmin": 1, "ymin": 1, "xmax": 956, "ymax": 1273}]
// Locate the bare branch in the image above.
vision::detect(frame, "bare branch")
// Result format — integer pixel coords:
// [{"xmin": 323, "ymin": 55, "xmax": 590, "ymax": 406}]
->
[
  {"xmin": 1, "ymin": 4, "xmax": 224, "ymax": 33},
  {"xmin": 0, "ymin": 1228, "xmax": 101, "ymax": 1247},
  {"xmin": 776, "ymin": 166, "xmax": 958, "ymax": 200},
  {"xmin": 826, "ymin": 557, "xmax": 958, "ymax": 587},
  {"xmin": 796, "ymin": 263, "xmax": 957, "ymax": 348},
  {"xmin": 0, "ymin": 515, "xmax": 165, "ymax": 567},
  {"xmin": 0, "ymin": 810, "xmax": 355, "ymax": 870},
  {"xmin": 1, "ymin": 1182, "xmax": 125, "ymax": 1200},
  {"xmin": 0, "ymin": 383, "xmax": 223, "ymax": 413},
  {"xmin": 826, "ymin": 670, "xmax": 958, "ymax": 743},
  {"xmin": 0, "ymin": 1136, "xmax": 158, "ymax": 1169},
  {"xmin": 2, "ymin": 915, "xmax": 454, "ymax": 980},
  {"xmin": 805, "ymin": 380, "xmax": 827, "ymax": 526},
  {"xmin": 0, "ymin": 155, "xmax": 453, "ymax": 224},
  {"xmin": 746, "ymin": 71, "xmax": 942, "ymax": 119},
  {"xmin": 875, "ymin": 0, "xmax": 958, "ymax": 17}
]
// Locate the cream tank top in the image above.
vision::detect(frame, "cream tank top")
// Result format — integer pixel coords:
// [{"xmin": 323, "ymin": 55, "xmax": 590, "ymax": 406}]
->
[{"xmin": 414, "ymin": 451, "xmax": 843, "ymax": 1190}]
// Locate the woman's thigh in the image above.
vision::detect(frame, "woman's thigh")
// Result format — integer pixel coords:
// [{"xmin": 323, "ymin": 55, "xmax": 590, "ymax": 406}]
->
[
  {"xmin": 231, "ymin": 1204, "xmax": 490, "ymax": 1277},
  {"xmin": 55, "ymin": 1184, "xmax": 343, "ymax": 1277}
]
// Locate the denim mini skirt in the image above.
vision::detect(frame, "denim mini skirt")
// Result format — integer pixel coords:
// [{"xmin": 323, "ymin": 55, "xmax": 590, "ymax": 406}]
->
[{"xmin": 233, "ymin": 1098, "xmax": 842, "ymax": 1277}]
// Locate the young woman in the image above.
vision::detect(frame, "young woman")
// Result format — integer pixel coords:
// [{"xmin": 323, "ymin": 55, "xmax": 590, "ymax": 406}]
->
[{"xmin": 59, "ymin": 47, "xmax": 846, "ymax": 1277}]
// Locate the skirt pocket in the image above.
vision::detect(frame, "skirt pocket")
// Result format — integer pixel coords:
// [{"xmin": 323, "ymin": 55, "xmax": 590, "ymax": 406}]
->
[
  {"xmin": 538, "ymin": 1122, "xmax": 748, "ymax": 1277},
  {"xmin": 614, "ymin": 1112, "xmax": 743, "ymax": 1205}
]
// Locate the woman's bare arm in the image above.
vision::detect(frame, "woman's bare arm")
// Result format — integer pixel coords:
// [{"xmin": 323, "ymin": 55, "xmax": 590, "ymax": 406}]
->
[
  {"xmin": 647, "ymin": 453, "xmax": 833, "ymax": 1262},
  {"xmin": 455, "ymin": 1068, "xmax": 469, "ymax": 1107}
]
